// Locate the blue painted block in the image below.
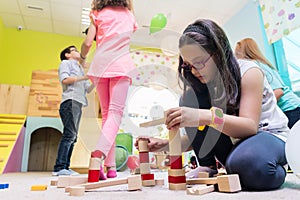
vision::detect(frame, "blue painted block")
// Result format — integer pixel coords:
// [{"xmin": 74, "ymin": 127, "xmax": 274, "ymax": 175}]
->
[{"xmin": 0, "ymin": 183, "xmax": 9, "ymax": 189}]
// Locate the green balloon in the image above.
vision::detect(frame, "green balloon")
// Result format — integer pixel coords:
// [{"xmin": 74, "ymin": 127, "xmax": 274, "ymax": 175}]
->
[{"xmin": 150, "ymin": 13, "xmax": 167, "ymax": 34}]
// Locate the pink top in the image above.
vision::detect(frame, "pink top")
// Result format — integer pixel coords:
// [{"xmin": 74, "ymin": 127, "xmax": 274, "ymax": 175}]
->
[{"xmin": 87, "ymin": 7, "xmax": 138, "ymax": 78}]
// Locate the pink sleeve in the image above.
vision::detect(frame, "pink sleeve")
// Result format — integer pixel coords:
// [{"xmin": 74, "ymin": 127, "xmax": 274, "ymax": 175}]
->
[
  {"xmin": 89, "ymin": 11, "xmax": 97, "ymax": 26},
  {"xmin": 134, "ymin": 21, "xmax": 138, "ymax": 32},
  {"xmin": 131, "ymin": 13, "xmax": 138, "ymax": 32}
]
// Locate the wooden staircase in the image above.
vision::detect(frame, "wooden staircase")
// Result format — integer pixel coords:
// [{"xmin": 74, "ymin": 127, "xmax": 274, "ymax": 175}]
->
[{"xmin": 0, "ymin": 114, "xmax": 26, "ymax": 174}]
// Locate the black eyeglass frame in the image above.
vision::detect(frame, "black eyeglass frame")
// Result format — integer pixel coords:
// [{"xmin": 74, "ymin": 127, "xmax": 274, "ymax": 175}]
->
[{"xmin": 181, "ymin": 54, "xmax": 212, "ymax": 71}]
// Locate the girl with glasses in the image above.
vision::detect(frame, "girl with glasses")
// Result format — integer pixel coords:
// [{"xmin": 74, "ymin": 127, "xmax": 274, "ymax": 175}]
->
[{"xmin": 136, "ymin": 19, "xmax": 289, "ymax": 191}]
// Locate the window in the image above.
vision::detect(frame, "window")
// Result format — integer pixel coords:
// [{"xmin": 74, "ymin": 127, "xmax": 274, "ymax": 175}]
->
[{"xmin": 281, "ymin": 27, "xmax": 300, "ymax": 94}]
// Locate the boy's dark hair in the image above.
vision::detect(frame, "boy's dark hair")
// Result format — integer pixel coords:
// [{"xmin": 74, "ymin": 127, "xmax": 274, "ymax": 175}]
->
[{"xmin": 60, "ymin": 45, "xmax": 76, "ymax": 61}]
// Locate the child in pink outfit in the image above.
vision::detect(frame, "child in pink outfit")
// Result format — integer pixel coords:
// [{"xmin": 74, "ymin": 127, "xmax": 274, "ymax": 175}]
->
[{"xmin": 80, "ymin": 0, "xmax": 138, "ymax": 180}]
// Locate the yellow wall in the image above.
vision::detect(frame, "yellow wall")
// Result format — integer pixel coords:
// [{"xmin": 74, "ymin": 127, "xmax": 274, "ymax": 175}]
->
[
  {"xmin": 0, "ymin": 18, "xmax": 4, "ymax": 63},
  {"xmin": 0, "ymin": 23, "xmax": 89, "ymax": 86},
  {"xmin": 0, "ymin": 20, "xmax": 161, "ymax": 86}
]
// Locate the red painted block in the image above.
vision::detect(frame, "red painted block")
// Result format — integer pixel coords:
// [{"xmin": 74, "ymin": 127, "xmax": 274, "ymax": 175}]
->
[
  {"xmin": 169, "ymin": 155, "xmax": 182, "ymax": 169},
  {"xmin": 139, "ymin": 152, "xmax": 149, "ymax": 163},
  {"xmin": 88, "ymin": 170, "xmax": 100, "ymax": 182},
  {"xmin": 141, "ymin": 173, "xmax": 155, "ymax": 181},
  {"xmin": 168, "ymin": 175, "xmax": 186, "ymax": 184}
]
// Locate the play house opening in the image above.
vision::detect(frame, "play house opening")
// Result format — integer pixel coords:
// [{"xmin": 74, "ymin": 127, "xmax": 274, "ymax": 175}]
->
[{"xmin": 28, "ymin": 127, "xmax": 61, "ymax": 171}]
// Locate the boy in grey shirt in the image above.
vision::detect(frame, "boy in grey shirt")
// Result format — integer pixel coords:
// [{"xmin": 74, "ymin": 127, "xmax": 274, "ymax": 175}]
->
[{"xmin": 53, "ymin": 45, "xmax": 94, "ymax": 176}]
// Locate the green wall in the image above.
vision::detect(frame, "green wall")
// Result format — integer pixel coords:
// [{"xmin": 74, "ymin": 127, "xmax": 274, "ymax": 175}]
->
[{"xmin": 0, "ymin": 21, "xmax": 90, "ymax": 86}]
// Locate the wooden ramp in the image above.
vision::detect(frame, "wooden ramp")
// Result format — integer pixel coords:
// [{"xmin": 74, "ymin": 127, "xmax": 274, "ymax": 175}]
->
[{"xmin": 0, "ymin": 114, "xmax": 26, "ymax": 174}]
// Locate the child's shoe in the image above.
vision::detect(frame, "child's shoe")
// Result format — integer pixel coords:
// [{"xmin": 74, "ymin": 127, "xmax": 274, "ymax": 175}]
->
[
  {"xmin": 107, "ymin": 169, "xmax": 117, "ymax": 178},
  {"xmin": 99, "ymin": 166, "xmax": 107, "ymax": 180}
]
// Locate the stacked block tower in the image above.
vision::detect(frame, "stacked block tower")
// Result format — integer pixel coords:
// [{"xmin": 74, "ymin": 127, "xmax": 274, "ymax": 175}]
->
[
  {"xmin": 138, "ymin": 139, "xmax": 155, "ymax": 186},
  {"xmin": 168, "ymin": 129, "xmax": 186, "ymax": 190}
]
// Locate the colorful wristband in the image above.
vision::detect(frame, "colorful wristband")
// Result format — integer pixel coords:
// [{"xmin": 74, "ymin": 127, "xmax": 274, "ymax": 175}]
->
[{"xmin": 209, "ymin": 107, "xmax": 224, "ymax": 129}]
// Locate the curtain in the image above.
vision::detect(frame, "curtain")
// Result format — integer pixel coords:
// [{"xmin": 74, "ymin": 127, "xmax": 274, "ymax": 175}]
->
[{"xmin": 259, "ymin": 0, "xmax": 300, "ymax": 44}]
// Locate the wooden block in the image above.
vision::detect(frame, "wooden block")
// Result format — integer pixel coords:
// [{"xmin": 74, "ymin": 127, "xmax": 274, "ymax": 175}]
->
[
  {"xmin": 139, "ymin": 152, "xmax": 149, "ymax": 163},
  {"xmin": 217, "ymin": 174, "xmax": 241, "ymax": 193},
  {"xmin": 198, "ymin": 172, "xmax": 209, "ymax": 178},
  {"xmin": 57, "ymin": 176, "xmax": 88, "ymax": 188},
  {"xmin": 31, "ymin": 185, "xmax": 47, "ymax": 191},
  {"xmin": 50, "ymin": 180, "xmax": 58, "ymax": 186},
  {"xmin": 186, "ymin": 185, "xmax": 215, "ymax": 195},
  {"xmin": 169, "ymin": 183, "xmax": 186, "ymax": 190},
  {"xmin": 169, "ymin": 155, "xmax": 183, "ymax": 169},
  {"xmin": 138, "ymin": 139, "xmax": 149, "ymax": 152},
  {"xmin": 168, "ymin": 169, "xmax": 185, "ymax": 177},
  {"xmin": 186, "ymin": 177, "xmax": 218, "ymax": 185},
  {"xmin": 139, "ymin": 163, "xmax": 151, "ymax": 174},
  {"xmin": 89, "ymin": 157, "xmax": 101, "ymax": 170},
  {"xmin": 69, "ymin": 186, "xmax": 85, "ymax": 196},
  {"xmin": 139, "ymin": 117, "xmax": 165, "ymax": 127},
  {"xmin": 155, "ymin": 178, "xmax": 165, "ymax": 186},
  {"xmin": 0, "ymin": 183, "xmax": 9, "ymax": 189},
  {"xmin": 76, "ymin": 175, "xmax": 142, "ymax": 191},
  {"xmin": 127, "ymin": 175, "xmax": 142, "ymax": 190},
  {"xmin": 168, "ymin": 175, "xmax": 186, "ymax": 184},
  {"xmin": 142, "ymin": 179, "xmax": 156, "ymax": 187},
  {"xmin": 141, "ymin": 173, "xmax": 154, "ymax": 181},
  {"xmin": 169, "ymin": 129, "xmax": 182, "ymax": 156}
]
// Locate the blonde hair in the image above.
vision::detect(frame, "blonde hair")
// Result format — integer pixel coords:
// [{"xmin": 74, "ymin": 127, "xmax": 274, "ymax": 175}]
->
[
  {"xmin": 91, "ymin": 0, "xmax": 133, "ymax": 11},
  {"xmin": 235, "ymin": 38, "xmax": 275, "ymax": 69}
]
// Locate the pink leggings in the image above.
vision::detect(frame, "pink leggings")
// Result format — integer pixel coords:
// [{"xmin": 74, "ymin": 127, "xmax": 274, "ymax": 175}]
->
[{"xmin": 90, "ymin": 76, "xmax": 130, "ymax": 167}]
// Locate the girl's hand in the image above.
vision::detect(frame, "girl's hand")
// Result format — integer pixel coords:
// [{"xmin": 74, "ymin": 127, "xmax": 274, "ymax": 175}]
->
[
  {"xmin": 134, "ymin": 137, "xmax": 168, "ymax": 152},
  {"xmin": 165, "ymin": 107, "xmax": 201, "ymax": 129}
]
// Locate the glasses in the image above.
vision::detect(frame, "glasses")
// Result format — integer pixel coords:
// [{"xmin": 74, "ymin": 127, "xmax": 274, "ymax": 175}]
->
[{"xmin": 181, "ymin": 55, "xmax": 212, "ymax": 71}]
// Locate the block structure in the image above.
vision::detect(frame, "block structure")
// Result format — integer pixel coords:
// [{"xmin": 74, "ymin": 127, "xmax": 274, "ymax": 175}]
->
[
  {"xmin": 138, "ymin": 139, "xmax": 155, "ymax": 186},
  {"xmin": 67, "ymin": 175, "xmax": 142, "ymax": 195},
  {"xmin": 168, "ymin": 129, "xmax": 186, "ymax": 190},
  {"xmin": 87, "ymin": 150, "xmax": 102, "ymax": 182}
]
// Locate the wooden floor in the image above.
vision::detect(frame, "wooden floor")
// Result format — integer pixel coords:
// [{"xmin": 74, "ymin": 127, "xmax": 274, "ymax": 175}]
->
[{"xmin": 1, "ymin": 170, "xmax": 300, "ymax": 200}]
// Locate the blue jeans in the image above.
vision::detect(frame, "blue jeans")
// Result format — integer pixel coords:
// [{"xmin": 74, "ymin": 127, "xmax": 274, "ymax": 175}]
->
[
  {"xmin": 181, "ymin": 88, "xmax": 287, "ymax": 191},
  {"xmin": 54, "ymin": 100, "xmax": 82, "ymax": 172},
  {"xmin": 284, "ymin": 107, "xmax": 300, "ymax": 128},
  {"xmin": 226, "ymin": 131, "xmax": 287, "ymax": 191}
]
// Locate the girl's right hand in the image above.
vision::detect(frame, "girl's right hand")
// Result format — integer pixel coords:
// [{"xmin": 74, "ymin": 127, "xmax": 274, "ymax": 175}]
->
[{"xmin": 134, "ymin": 137, "xmax": 169, "ymax": 152}]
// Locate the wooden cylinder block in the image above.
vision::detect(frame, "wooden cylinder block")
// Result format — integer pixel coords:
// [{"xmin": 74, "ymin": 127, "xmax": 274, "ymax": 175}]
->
[
  {"xmin": 139, "ymin": 152, "xmax": 149, "ymax": 163},
  {"xmin": 89, "ymin": 157, "xmax": 101, "ymax": 170},
  {"xmin": 138, "ymin": 139, "xmax": 149, "ymax": 152}
]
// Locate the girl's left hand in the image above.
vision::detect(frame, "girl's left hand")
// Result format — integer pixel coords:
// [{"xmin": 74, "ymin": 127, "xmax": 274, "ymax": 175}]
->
[{"xmin": 165, "ymin": 107, "xmax": 201, "ymax": 129}]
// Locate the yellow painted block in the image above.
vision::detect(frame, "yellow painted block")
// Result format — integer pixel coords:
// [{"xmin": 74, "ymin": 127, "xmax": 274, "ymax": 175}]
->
[{"xmin": 31, "ymin": 185, "xmax": 48, "ymax": 191}]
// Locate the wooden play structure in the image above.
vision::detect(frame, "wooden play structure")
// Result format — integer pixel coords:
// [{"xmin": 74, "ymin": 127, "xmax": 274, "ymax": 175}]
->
[
  {"xmin": 0, "ymin": 69, "xmax": 101, "ymax": 174},
  {"xmin": 0, "ymin": 114, "xmax": 26, "ymax": 174},
  {"xmin": 0, "ymin": 84, "xmax": 29, "ymax": 174}
]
